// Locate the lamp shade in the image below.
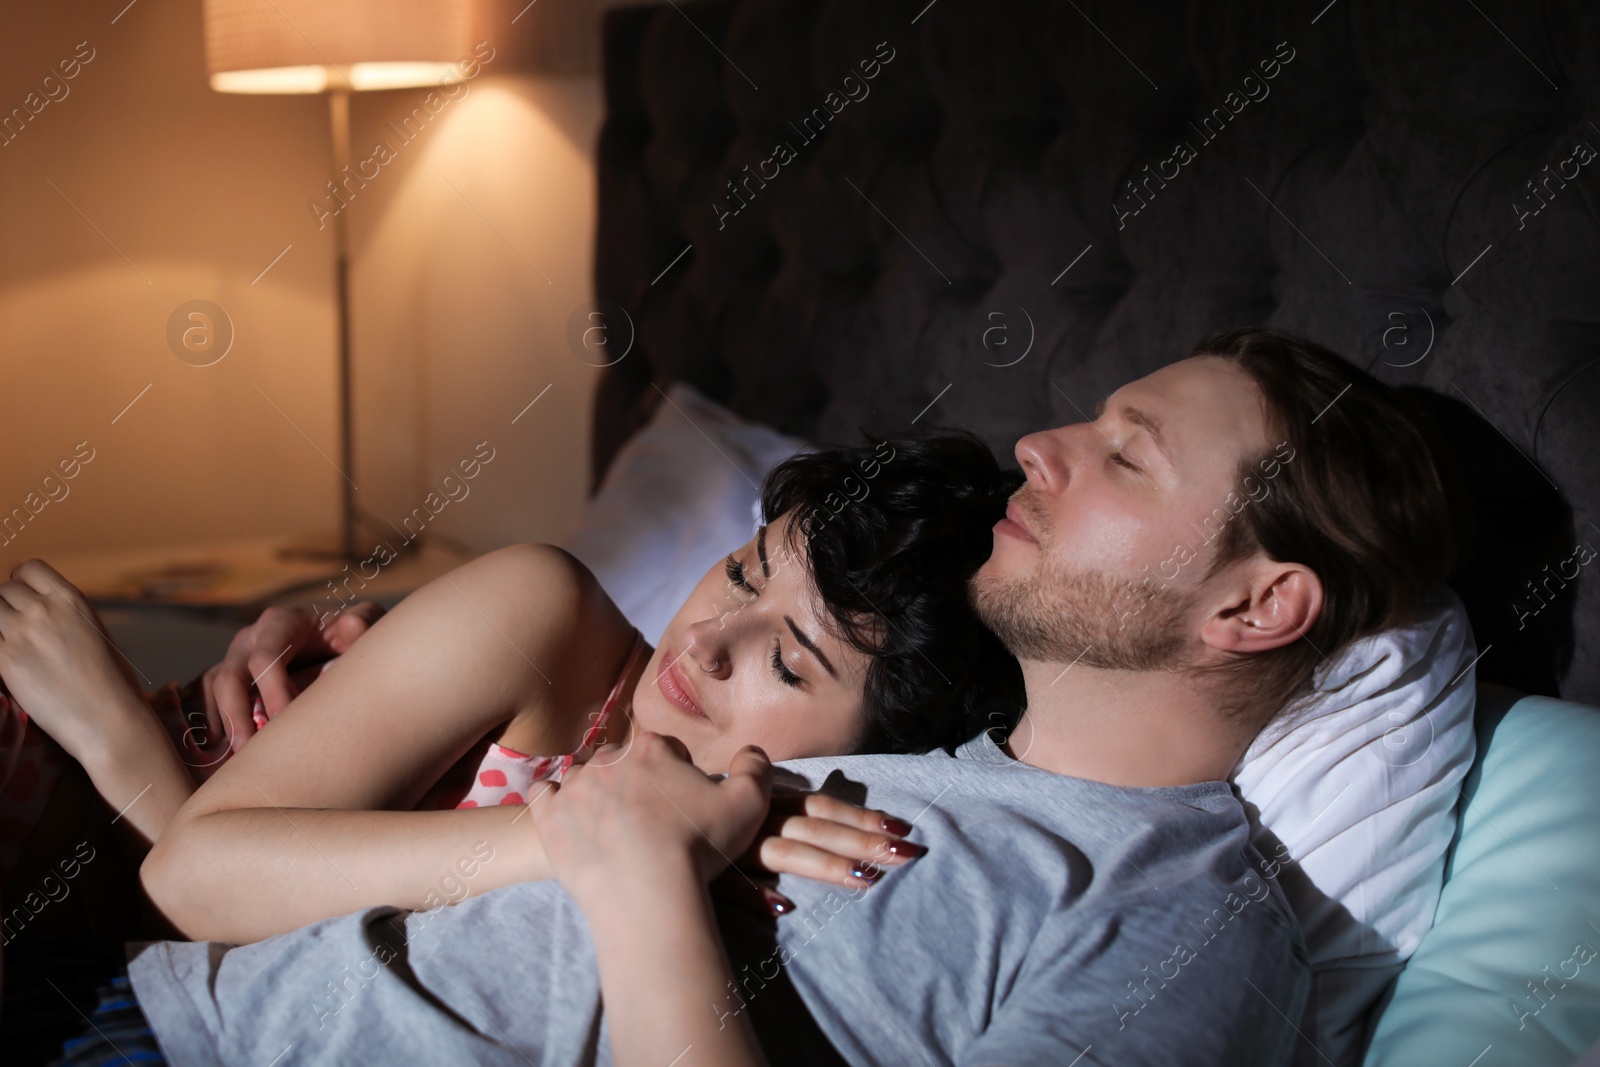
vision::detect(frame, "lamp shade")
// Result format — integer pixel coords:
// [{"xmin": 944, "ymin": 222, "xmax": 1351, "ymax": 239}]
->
[{"xmin": 203, "ymin": 0, "xmax": 477, "ymax": 93}]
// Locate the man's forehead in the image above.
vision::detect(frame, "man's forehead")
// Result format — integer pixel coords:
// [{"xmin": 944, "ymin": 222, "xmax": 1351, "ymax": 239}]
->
[
  {"xmin": 1121, "ymin": 358, "xmax": 1260, "ymax": 418},
  {"xmin": 1111, "ymin": 358, "xmax": 1271, "ymax": 461}
]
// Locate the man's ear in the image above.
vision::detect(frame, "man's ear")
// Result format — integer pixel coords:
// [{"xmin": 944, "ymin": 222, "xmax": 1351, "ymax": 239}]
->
[{"xmin": 1199, "ymin": 560, "xmax": 1323, "ymax": 654}]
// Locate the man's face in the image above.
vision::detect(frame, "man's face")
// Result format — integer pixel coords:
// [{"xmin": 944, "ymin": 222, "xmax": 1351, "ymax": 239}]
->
[{"xmin": 970, "ymin": 356, "xmax": 1273, "ymax": 667}]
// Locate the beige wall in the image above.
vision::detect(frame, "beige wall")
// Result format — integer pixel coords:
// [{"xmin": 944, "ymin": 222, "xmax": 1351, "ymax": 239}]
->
[{"xmin": 0, "ymin": 0, "xmax": 602, "ymax": 576}]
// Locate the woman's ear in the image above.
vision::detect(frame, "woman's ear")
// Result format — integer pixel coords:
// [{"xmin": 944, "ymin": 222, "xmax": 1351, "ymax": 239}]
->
[{"xmin": 1200, "ymin": 561, "xmax": 1323, "ymax": 654}]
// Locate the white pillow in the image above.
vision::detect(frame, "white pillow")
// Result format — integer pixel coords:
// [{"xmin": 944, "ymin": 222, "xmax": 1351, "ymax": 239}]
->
[
  {"xmin": 558, "ymin": 383, "xmax": 808, "ymax": 644},
  {"xmin": 1232, "ymin": 587, "xmax": 1477, "ymax": 1067},
  {"xmin": 563, "ymin": 386, "xmax": 1477, "ymax": 1066}
]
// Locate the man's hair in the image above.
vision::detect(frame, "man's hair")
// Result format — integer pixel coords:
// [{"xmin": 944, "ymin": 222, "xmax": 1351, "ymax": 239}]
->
[
  {"xmin": 761, "ymin": 431, "xmax": 1026, "ymax": 754},
  {"xmin": 1193, "ymin": 327, "xmax": 1467, "ymax": 722}
]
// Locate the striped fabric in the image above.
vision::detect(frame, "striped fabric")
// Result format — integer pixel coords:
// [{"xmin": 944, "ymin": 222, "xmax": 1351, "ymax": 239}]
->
[{"xmin": 0, "ymin": 940, "xmax": 165, "ymax": 1065}]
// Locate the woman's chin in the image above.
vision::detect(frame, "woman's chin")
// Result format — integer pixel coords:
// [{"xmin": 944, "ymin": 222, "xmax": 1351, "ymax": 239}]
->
[{"xmin": 632, "ymin": 692, "xmax": 697, "ymax": 740}]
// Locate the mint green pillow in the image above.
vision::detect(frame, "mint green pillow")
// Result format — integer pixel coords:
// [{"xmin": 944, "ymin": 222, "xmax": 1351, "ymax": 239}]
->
[{"xmin": 1364, "ymin": 689, "xmax": 1600, "ymax": 1066}]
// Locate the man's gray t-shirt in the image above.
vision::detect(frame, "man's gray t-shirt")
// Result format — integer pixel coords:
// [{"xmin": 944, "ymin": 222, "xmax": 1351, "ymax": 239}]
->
[{"xmin": 127, "ymin": 733, "xmax": 1309, "ymax": 1066}]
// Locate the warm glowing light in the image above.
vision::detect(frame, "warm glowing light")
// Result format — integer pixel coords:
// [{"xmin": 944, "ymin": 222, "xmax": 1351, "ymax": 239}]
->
[
  {"xmin": 349, "ymin": 62, "xmax": 464, "ymax": 91},
  {"xmin": 210, "ymin": 65, "xmax": 330, "ymax": 94},
  {"xmin": 210, "ymin": 62, "xmax": 465, "ymax": 95}
]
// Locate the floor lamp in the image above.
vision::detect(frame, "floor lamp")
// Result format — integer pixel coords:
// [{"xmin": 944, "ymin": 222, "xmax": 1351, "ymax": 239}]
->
[{"xmin": 202, "ymin": 0, "xmax": 476, "ymax": 561}]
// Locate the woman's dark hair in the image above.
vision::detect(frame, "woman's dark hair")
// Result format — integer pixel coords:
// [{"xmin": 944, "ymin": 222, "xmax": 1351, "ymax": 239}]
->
[
  {"xmin": 1193, "ymin": 327, "xmax": 1470, "ymax": 722},
  {"xmin": 759, "ymin": 431, "xmax": 1025, "ymax": 754}
]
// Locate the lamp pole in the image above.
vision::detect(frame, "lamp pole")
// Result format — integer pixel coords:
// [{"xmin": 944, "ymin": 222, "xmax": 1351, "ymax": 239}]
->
[{"xmin": 328, "ymin": 87, "xmax": 357, "ymax": 562}]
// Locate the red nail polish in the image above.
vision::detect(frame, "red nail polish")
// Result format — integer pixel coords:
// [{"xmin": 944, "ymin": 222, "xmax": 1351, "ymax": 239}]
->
[
  {"xmin": 881, "ymin": 816, "xmax": 913, "ymax": 836},
  {"xmin": 850, "ymin": 862, "xmax": 884, "ymax": 884},
  {"xmin": 769, "ymin": 895, "xmax": 794, "ymax": 916},
  {"xmin": 884, "ymin": 840, "xmax": 926, "ymax": 859}
]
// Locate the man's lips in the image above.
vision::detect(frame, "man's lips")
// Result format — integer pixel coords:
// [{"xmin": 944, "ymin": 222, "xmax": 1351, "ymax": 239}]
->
[
  {"xmin": 995, "ymin": 500, "xmax": 1039, "ymax": 544},
  {"xmin": 655, "ymin": 649, "xmax": 708, "ymax": 719}
]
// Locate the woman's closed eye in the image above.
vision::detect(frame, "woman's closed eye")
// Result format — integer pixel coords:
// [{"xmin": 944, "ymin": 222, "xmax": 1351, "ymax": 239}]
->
[
  {"xmin": 725, "ymin": 554, "xmax": 759, "ymax": 598},
  {"xmin": 722, "ymin": 550, "xmax": 806, "ymax": 686},
  {"xmin": 770, "ymin": 638, "xmax": 803, "ymax": 688},
  {"xmin": 1109, "ymin": 450, "xmax": 1141, "ymax": 473}
]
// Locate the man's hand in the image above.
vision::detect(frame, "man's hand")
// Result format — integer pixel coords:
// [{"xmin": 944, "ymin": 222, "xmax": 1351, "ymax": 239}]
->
[
  {"xmin": 200, "ymin": 601, "xmax": 385, "ymax": 751},
  {"xmin": 531, "ymin": 733, "xmax": 774, "ymax": 907}
]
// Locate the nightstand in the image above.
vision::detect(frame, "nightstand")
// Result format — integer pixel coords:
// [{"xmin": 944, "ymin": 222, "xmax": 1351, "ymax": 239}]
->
[{"xmin": 48, "ymin": 538, "xmax": 475, "ymax": 689}]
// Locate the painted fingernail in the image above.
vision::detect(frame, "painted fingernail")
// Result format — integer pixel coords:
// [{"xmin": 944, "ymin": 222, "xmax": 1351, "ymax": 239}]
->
[
  {"xmin": 767, "ymin": 891, "xmax": 795, "ymax": 916},
  {"xmin": 881, "ymin": 816, "xmax": 913, "ymax": 836},
  {"xmin": 884, "ymin": 840, "xmax": 926, "ymax": 859},
  {"xmin": 850, "ymin": 862, "xmax": 884, "ymax": 884}
]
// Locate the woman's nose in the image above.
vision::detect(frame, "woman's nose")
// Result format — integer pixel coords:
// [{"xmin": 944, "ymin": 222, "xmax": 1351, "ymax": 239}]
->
[{"xmin": 683, "ymin": 618, "xmax": 732, "ymax": 679}]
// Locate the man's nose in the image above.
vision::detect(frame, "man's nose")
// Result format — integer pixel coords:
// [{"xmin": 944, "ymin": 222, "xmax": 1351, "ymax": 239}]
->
[{"xmin": 1015, "ymin": 428, "xmax": 1073, "ymax": 493}]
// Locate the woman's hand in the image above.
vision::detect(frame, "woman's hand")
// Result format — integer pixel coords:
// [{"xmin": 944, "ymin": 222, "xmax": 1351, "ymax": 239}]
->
[
  {"xmin": 199, "ymin": 601, "xmax": 386, "ymax": 751},
  {"xmin": 714, "ymin": 789, "xmax": 925, "ymax": 916},
  {"xmin": 0, "ymin": 560, "xmax": 149, "ymax": 760},
  {"xmin": 532, "ymin": 732, "xmax": 774, "ymax": 906},
  {"xmin": 0, "ymin": 560, "xmax": 199, "ymax": 844}
]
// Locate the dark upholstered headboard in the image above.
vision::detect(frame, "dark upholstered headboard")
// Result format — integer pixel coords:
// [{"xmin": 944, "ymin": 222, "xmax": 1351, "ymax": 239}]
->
[{"xmin": 591, "ymin": 0, "xmax": 1600, "ymax": 704}]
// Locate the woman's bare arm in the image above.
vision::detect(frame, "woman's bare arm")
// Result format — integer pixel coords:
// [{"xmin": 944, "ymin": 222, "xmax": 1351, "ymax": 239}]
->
[
  {"xmin": 591, "ymin": 868, "xmax": 769, "ymax": 1067},
  {"xmin": 0, "ymin": 560, "xmax": 197, "ymax": 846},
  {"xmin": 141, "ymin": 543, "xmax": 639, "ymax": 944},
  {"xmin": 536, "ymin": 735, "xmax": 775, "ymax": 1067}
]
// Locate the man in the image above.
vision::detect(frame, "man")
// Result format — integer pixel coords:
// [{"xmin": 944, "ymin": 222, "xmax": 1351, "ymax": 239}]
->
[{"xmin": 78, "ymin": 329, "xmax": 1463, "ymax": 1065}]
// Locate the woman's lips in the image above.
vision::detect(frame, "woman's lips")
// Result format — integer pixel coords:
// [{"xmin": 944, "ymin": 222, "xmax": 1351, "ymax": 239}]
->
[
  {"xmin": 995, "ymin": 501, "xmax": 1039, "ymax": 544},
  {"xmin": 655, "ymin": 649, "xmax": 708, "ymax": 720}
]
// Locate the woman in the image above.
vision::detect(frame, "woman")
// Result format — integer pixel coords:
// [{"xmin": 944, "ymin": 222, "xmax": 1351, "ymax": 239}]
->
[{"xmin": 0, "ymin": 432, "xmax": 1023, "ymax": 948}]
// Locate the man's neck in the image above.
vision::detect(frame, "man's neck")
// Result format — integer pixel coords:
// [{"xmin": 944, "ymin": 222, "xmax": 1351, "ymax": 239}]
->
[{"xmin": 1005, "ymin": 659, "xmax": 1254, "ymax": 787}]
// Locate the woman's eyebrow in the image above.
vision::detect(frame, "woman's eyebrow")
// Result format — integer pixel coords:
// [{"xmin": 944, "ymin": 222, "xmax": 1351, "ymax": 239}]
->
[
  {"xmin": 784, "ymin": 615, "xmax": 837, "ymax": 678},
  {"xmin": 757, "ymin": 524, "xmax": 771, "ymax": 579}
]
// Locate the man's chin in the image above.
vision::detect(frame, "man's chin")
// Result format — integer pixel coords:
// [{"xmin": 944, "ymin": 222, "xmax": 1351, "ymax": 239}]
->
[
  {"xmin": 967, "ymin": 558, "xmax": 1016, "ymax": 612},
  {"xmin": 972, "ymin": 550, "xmax": 1028, "ymax": 587},
  {"xmin": 968, "ymin": 556, "xmax": 1198, "ymax": 670},
  {"xmin": 967, "ymin": 567, "xmax": 1042, "ymax": 656}
]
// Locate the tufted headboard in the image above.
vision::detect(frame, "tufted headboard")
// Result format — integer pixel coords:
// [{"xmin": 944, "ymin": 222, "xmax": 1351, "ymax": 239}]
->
[{"xmin": 590, "ymin": 0, "xmax": 1600, "ymax": 704}]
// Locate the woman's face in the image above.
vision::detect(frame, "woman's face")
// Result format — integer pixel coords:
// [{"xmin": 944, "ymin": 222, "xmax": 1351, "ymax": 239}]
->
[{"xmin": 631, "ymin": 512, "xmax": 871, "ymax": 771}]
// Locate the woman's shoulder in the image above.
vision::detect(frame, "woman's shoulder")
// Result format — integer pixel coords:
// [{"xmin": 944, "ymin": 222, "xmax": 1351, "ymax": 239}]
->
[
  {"xmin": 469, "ymin": 543, "xmax": 638, "ymax": 747},
  {"xmin": 473, "ymin": 542, "xmax": 609, "ymax": 607},
  {"xmin": 474, "ymin": 542, "xmax": 634, "ymax": 652}
]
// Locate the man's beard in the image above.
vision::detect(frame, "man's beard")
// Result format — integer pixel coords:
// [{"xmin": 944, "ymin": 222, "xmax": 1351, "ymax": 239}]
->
[{"xmin": 969, "ymin": 491, "xmax": 1200, "ymax": 671}]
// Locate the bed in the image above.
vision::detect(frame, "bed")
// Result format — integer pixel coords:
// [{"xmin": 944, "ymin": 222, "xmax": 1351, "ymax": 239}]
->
[{"xmin": 585, "ymin": 1, "xmax": 1600, "ymax": 1065}]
